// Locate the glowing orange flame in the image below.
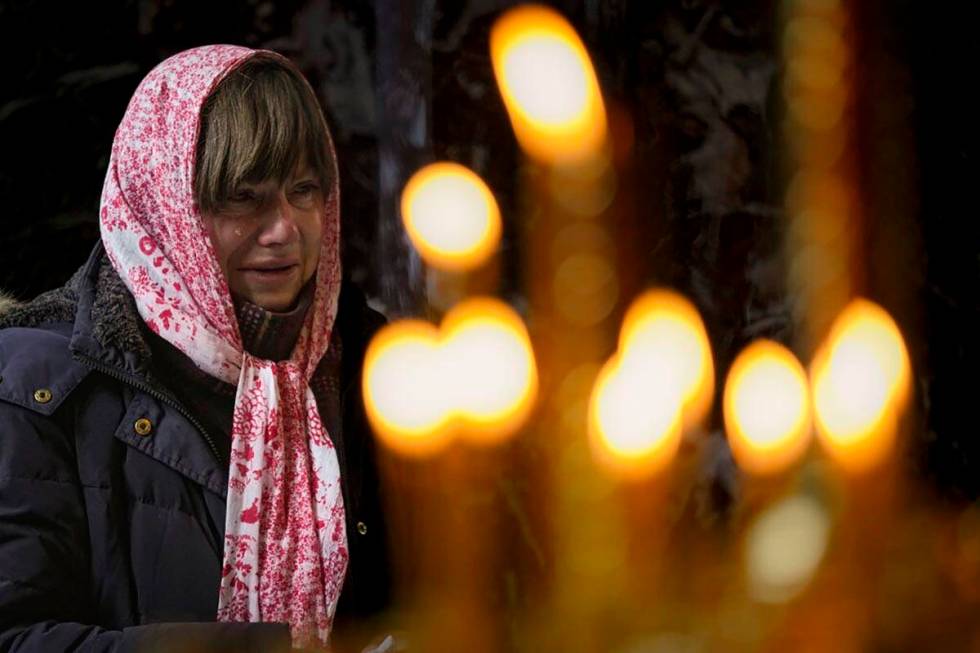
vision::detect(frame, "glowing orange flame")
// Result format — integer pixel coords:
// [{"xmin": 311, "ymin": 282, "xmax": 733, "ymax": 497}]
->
[
  {"xmin": 490, "ymin": 4, "xmax": 608, "ymax": 164},
  {"xmin": 588, "ymin": 357, "xmax": 684, "ymax": 479},
  {"xmin": 363, "ymin": 298, "xmax": 538, "ymax": 456},
  {"xmin": 619, "ymin": 290, "xmax": 715, "ymax": 429},
  {"xmin": 589, "ymin": 290, "xmax": 713, "ymax": 478},
  {"xmin": 361, "ymin": 320, "xmax": 451, "ymax": 456},
  {"xmin": 811, "ymin": 299, "xmax": 911, "ymax": 472},
  {"xmin": 400, "ymin": 162, "xmax": 502, "ymax": 271},
  {"xmin": 724, "ymin": 340, "xmax": 812, "ymax": 476}
]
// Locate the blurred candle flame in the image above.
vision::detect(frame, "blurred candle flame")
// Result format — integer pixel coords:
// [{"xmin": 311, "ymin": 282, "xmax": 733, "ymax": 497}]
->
[
  {"xmin": 811, "ymin": 298, "xmax": 911, "ymax": 472},
  {"xmin": 363, "ymin": 298, "xmax": 537, "ymax": 455},
  {"xmin": 589, "ymin": 357, "xmax": 684, "ymax": 479},
  {"xmin": 620, "ymin": 290, "xmax": 715, "ymax": 429},
  {"xmin": 589, "ymin": 290, "xmax": 713, "ymax": 478},
  {"xmin": 724, "ymin": 340, "xmax": 812, "ymax": 476},
  {"xmin": 400, "ymin": 162, "xmax": 502, "ymax": 271},
  {"xmin": 442, "ymin": 299, "xmax": 539, "ymax": 443},
  {"xmin": 490, "ymin": 4, "xmax": 608, "ymax": 164},
  {"xmin": 361, "ymin": 320, "xmax": 451, "ymax": 456}
]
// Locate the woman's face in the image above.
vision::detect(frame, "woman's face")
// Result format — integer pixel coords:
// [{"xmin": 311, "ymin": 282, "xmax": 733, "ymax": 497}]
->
[{"xmin": 202, "ymin": 165, "xmax": 324, "ymax": 312}]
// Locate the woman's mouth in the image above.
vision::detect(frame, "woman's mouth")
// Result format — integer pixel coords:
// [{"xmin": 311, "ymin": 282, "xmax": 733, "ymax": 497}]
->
[{"xmin": 241, "ymin": 264, "xmax": 299, "ymax": 281}]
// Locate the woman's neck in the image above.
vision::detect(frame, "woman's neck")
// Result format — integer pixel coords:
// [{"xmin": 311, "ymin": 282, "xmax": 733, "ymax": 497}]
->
[{"xmin": 233, "ymin": 279, "xmax": 315, "ymax": 362}]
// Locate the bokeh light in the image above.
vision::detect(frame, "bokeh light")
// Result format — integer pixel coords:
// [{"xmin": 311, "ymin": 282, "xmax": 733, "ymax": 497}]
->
[
  {"xmin": 589, "ymin": 289, "xmax": 713, "ymax": 478},
  {"xmin": 490, "ymin": 4, "xmax": 608, "ymax": 164},
  {"xmin": 619, "ymin": 290, "xmax": 715, "ymax": 429},
  {"xmin": 811, "ymin": 298, "xmax": 911, "ymax": 472},
  {"xmin": 746, "ymin": 494, "xmax": 830, "ymax": 603},
  {"xmin": 401, "ymin": 162, "xmax": 502, "ymax": 271},
  {"xmin": 724, "ymin": 339, "xmax": 812, "ymax": 476},
  {"xmin": 363, "ymin": 298, "xmax": 537, "ymax": 455}
]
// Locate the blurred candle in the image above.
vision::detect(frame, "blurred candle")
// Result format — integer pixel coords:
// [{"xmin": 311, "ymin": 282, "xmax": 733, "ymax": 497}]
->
[
  {"xmin": 760, "ymin": 1, "xmax": 906, "ymax": 649},
  {"xmin": 401, "ymin": 162, "xmax": 502, "ymax": 271},
  {"xmin": 811, "ymin": 298, "xmax": 911, "ymax": 473},
  {"xmin": 363, "ymin": 297, "xmax": 537, "ymax": 455},
  {"xmin": 364, "ymin": 299, "xmax": 534, "ymax": 651},
  {"xmin": 724, "ymin": 339, "xmax": 812, "ymax": 476},
  {"xmin": 589, "ymin": 289, "xmax": 713, "ymax": 479},
  {"xmin": 489, "ymin": 7, "xmax": 626, "ymax": 647},
  {"xmin": 490, "ymin": 4, "xmax": 608, "ymax": 164}
]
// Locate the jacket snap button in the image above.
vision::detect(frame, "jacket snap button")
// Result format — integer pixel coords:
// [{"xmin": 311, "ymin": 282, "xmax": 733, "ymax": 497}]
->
[
  {"xmin": 133, "ymin": 418, "xmax": 153, "ymax": 436},
  {"xmin": 356, "ymin": 521, "xmax": 368, "ymax": 536},
  {"xmin": 33, "ymin": 388, "xmax": 52, "ymax": 403}
]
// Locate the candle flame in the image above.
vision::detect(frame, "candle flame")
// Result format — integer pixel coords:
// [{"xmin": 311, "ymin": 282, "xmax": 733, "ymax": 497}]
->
[
  {"xmin": 589, "ymin": 290, "xmax": 713, "ymax": 478},
  {"xmin": 724, "ymin": 340, "xmax": 812, "ymax": 476},
  {"xmin": 811, "ymin": 298, "xmax": 911, "ymax": 472},
  {"xmin": 400, "ymin": 162, "xmax": 502, "ymax": 270},
  {"xmin": 363, "ymin": 298, "xmax": 537, "ymax": 455},
  {"xmin": 589, "ymin": 357, "xmax": 684, "ymax": 479},
  {"xmin": 361, "ymin": 320, "xmax": 451, "ymax": 455},
  {"xmin": 490, "ymin": 4, "xmax": 607, "ymax": 164},
  {"xmin": 620, "ymin": 290, "xmax": 715, "ymax": 429},
  {"xmin": 442, "ymin": 299, "xmax": 539, "ymax": 443}
]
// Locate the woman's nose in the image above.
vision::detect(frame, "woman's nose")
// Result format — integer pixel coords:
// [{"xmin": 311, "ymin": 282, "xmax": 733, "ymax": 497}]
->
[{"xmin": 256, "ymin": 192, "xmax": 299, "ymax": 246}]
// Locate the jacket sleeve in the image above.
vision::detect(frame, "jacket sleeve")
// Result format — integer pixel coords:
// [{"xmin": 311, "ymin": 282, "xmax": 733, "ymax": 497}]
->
[{"xmin": 0, "ymin": 401, "xmax": 292, "ymax": 653}]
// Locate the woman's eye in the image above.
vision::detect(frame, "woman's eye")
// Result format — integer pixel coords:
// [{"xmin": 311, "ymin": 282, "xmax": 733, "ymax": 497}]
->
[
  {"xmin": 291, "ymin": 183, "xmax": 319, "ymax": 196},
  {"xmin": 229, "ymin": 190, "xmax": 257, "ymax": 203}
]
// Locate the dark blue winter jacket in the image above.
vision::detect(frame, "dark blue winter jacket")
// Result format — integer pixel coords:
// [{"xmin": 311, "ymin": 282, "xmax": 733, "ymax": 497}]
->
[{"xmin": 0, "ymin": 244, "xmax": 391, "ymax": 652}]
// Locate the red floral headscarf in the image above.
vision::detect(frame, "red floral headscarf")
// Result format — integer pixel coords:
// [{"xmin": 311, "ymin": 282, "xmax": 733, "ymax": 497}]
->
[{"xmin": 99, "ymin": 44, "xmax": 347, "ymax": 647}]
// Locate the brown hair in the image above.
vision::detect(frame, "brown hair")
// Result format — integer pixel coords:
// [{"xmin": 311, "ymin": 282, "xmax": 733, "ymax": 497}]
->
[{"xmin": 194, "ymin": 52, "xmax": 334, "ymax": 214}]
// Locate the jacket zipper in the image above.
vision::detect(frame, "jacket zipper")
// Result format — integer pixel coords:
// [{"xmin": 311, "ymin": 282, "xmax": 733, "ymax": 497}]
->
[{"xmin": 74, "ymin": 353, "xmax": 226, "ymax": 466}]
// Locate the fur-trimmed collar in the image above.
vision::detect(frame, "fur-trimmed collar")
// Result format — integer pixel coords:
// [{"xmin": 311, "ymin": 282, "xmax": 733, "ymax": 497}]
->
[
  {"xmin": 0, "ymin": 243, "xmax": 153, "ymax": 368},
  {"xmin": 0, "ymin": 290, "xmax": 19, "ymax": 315}
]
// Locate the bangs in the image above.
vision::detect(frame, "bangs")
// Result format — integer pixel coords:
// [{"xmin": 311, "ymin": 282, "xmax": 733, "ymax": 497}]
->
[{"xmin": 195, "ymin": 53, "xmax": 333, "ymax": 213}]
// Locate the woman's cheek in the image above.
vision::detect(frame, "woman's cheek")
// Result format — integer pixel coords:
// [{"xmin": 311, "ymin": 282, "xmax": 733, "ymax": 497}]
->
[{"xmin": 225, "ymin": 221, "xmax": 254, "ymax": 254}]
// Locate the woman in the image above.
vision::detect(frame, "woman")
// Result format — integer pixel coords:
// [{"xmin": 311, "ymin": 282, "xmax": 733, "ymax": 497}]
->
[{"xmin": 0, "ymin": 45, "xmax": 390, "ymax": 651}]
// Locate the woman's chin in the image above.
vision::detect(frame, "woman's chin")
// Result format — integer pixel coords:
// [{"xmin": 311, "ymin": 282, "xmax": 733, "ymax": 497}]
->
[{"xmin": 236, "ymin": 287, "xmax": 301, "ymax": 313}]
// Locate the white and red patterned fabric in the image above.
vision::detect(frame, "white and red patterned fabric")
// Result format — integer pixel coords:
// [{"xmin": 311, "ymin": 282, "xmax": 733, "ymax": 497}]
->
[{"xmin": 98, "ymin": 44, "xmax": 347, "ymax": 648}]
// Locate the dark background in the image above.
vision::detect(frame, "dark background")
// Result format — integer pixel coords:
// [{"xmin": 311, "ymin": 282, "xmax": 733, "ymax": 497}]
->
[{"xmin": 0, "ymin": 0, "xmax": 975, "ymax": 500}]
